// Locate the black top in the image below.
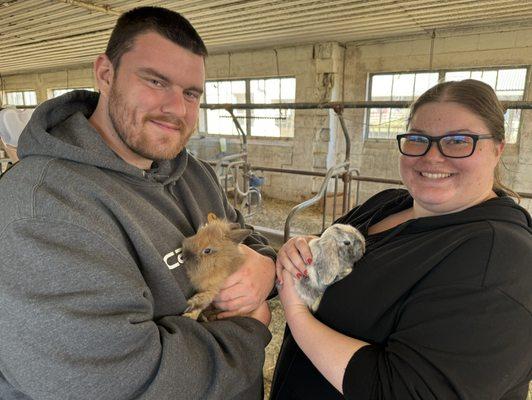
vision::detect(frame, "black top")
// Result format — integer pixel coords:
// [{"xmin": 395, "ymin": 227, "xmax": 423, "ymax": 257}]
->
[{"xmin": 271, "ymin": 189, "xmax": 532, "ymax": 400}]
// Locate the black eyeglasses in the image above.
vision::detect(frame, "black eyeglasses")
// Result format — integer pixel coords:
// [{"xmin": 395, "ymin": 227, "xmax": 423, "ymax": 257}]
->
[{"xmin": 396, "ymin": 133, "xmax": 495, "ymax": 158}]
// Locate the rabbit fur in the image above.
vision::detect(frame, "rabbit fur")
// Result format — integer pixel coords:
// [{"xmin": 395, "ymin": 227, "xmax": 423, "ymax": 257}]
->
[
  {"xmin": 294, "ymin": 223, "xmax": 365, "ymax": 312},
  {"xmin": 181, "ymin": 213, "xmax": 252, "ymax": 320}
]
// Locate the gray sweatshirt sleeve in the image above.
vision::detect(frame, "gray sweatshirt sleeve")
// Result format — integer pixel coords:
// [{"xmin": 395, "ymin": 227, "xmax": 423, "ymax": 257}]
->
[{"xmin": 0, "ymin": 218, "xmax": 271, "ymax": 400}]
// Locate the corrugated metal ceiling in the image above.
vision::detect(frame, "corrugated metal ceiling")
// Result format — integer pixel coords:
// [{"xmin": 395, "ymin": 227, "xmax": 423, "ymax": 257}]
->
[{"xmin": 1, "ymin": 0, "xmax": 532, "ymax": 75}]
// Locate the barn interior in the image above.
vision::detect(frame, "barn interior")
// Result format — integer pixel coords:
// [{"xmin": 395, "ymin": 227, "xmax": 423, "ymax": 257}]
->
[{"xmin": 1, "ymin": 1, "xmax": 531, "ymax": 398}]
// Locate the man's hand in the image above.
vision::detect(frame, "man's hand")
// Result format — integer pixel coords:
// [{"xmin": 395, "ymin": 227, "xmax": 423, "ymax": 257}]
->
[
  {"xmin": 214, "ymin": 244, "xmax": 275, "ymax": 319},
  {"xmin": 247, "ymin": 301, "xmax": 271, "ymax": 327}
]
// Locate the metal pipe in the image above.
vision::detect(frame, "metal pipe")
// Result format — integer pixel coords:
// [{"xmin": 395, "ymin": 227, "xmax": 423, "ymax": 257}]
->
[
  {"xmin": 227, "ymin": 109, "xmax": 247, "ymax": 149},
  {"xmin": 333, "ymin": 107, "xmax": 351, "ymax": 163},
  {"xmin": 351, "ymin": 168, "xmax": 361, "ymax": 209},
  {"xmin": 342, "ymin": 171, "xmax": 350, "ymax": 214},
  {"xmin": 284, "ymin": 162, "xmax": 349, "ymax": 242},
  {"xmin": 264, "ymin": 166, "xmax": 532, "ymax": 198},
  {"xmin": 332, "ymin": 175, "xmax": 338, "ymax": 222},
  {"xmin": 18, "ymin": 100, "xmax": 532, "ymax": 111},
  {"xmin": 208, "ymin": 162, "xmax": 532, "ymax": 199},
  {"xmin": 248, "ymin": 164, "xmax": 404, "ymax": 184},
  {"xmin": 347, "ymin": 173, "xmax": 353, "ymax": 210},
  {"xmin": 201, "ymin": 100, "xmax": 532, "ymax": 110},
  {"xmin": 214, "ymin": 152, "xmax": 246, "ymax": 177},
  {"xmin": 321, "ymin": 194, "xmax": 327, "ymax": 232}
]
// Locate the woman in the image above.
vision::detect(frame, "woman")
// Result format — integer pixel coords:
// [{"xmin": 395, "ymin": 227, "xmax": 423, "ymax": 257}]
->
[{"xmin": 270, "ymin": 79, "xmax": 532, "ymax": 399}]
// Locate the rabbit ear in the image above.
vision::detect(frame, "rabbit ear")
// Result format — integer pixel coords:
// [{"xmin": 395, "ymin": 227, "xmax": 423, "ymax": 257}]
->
[
  {"xmin": 207, "ymin": 213, "xmax": 218, "ymax": 223},
  {"xmin": 315, "ymin": 256, "xmax": 340, "ymax": 286},
  {"xmin": 227, "ymin": 228, "xmax": 252, "ymax": 244}
]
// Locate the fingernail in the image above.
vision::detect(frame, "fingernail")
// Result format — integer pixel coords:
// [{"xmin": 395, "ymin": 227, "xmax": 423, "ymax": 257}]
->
[
  {"xmin": 306, "ymin": 258, "xmax": 312, "ymax": 265},
  {"xmin": 296, "ymin": 272, "xmax": 302, "ymax": 279},
  {"xmin": 303, "ymin": 269, "xmax": 308, "ymax": 277}
]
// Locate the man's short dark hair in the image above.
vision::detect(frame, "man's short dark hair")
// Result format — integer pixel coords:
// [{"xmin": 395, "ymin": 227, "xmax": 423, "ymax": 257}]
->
[{"xmin": 105, "ymin": 6, "xmax": 208, "ymax": 70}]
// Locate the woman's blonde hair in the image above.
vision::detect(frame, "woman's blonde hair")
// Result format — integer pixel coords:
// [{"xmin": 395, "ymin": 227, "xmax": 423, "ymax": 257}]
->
[{"xmin": 408, "ymin": 79, "xmax": 519, "ymax": 200}]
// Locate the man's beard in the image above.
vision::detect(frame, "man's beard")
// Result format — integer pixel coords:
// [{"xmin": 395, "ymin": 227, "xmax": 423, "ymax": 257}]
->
[{"xmin": 108, "ymin": 83, "xmax": 192, "ymax": 161}]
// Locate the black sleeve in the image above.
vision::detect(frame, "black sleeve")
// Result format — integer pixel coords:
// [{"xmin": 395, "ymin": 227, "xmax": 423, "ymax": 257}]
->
[{"xmin": 342, "ymin": 240, "xmax": 532, "ymax": 400}]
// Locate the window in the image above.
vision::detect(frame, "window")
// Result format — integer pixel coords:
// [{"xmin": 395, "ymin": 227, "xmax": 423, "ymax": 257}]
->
[
  {"xmin": 2, "ymin": 90, "xmax": 37, "ymax": 106},
  {"xmin": 367, "ymin": 72, "xmax": 438, "ymax": 139},
  {"xmin": 444, "ymin": 69, "xmax": 526, "ymax": 144},
  {"xmin": 202, "ymin": 80, "xmax": 247, "ymax": 136},
  {"xmin": 200, "ymin": 77, "xmax": 296, "ymax": 137},
  {"xmin": 49, "ymin": 87, "xmax": 95, "ymax": 99},
  {"xmin": 367, "ymin": 67, "xmax": 527, "ymax": 144}
]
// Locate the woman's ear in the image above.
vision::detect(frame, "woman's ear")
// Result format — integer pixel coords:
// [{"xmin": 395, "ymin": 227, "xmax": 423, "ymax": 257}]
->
[
  {"xmin": 494, "ymin": 139, "xmax": 505, "ymax": 159},
  {"xmin": 93, "ymin": 54, "xmax": 114, "ymax": 98}
]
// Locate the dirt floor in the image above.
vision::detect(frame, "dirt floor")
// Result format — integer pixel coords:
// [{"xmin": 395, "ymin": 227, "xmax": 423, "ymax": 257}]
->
[{"xmin": 244, "ymin": 195, "xmax": 325, "ymax": 236}]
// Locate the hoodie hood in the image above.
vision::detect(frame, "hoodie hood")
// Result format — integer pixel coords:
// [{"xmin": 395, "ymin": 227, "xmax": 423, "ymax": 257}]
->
[
  {"xmin": 381, "ymin": 189, "xmax": 532, "ymax": 236},
  {"xmin": 17, "ymin": 90, "xmax": 188, "ymax": 184}
]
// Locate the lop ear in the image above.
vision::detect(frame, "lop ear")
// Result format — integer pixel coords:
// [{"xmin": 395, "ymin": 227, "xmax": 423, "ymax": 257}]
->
[
  {"xmin": 207, "ymin": 213, "xmax": 218, "ymax": 223},
  {"xmin": 316, "ymin": 257, "xmax": 340, "ymax": 286},
  {"xmin": 227, "ymin": 228, "xmax": 252, "ymax": 244}
]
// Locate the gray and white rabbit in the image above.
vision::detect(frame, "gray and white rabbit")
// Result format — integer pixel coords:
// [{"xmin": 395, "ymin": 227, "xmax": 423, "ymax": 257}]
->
[{"xmin": 294, "ymin": 224, "xmax": 365, "ymax": 312}]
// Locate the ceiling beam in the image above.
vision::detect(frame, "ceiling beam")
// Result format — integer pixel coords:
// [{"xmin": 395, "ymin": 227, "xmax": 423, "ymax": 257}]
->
[{"xmin": 54, "ymin": 0, "xmax": 120, "ymax": 16}]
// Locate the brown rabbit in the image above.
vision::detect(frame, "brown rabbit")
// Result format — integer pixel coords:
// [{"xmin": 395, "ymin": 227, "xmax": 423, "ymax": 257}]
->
[{"xmin": 181, "ymin": 213, "xmax": 252, "ymax": 320}]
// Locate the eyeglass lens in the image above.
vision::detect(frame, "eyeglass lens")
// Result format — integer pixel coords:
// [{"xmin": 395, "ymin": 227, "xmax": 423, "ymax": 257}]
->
[{"xmin": 399, "ymin": 135, "xmax": 474, "ymax": 157}]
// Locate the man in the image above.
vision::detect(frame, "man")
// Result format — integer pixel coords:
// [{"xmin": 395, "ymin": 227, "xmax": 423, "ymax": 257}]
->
[{"xmin": 0, "ymin": 7, "xmax": 276, "ymax": 400}]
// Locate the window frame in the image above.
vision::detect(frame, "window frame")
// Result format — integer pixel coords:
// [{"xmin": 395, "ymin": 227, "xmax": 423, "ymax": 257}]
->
[
  {"xmin": 365, "ymin": 66, "xmax": 529, "ymax": 143},
  {"xmin": 200, "ymin": 76, "xmax": 296, "ymax": 138},
  {"xmin": 2, "ymin": 90, "xmax": 38, "ymax": 106}
]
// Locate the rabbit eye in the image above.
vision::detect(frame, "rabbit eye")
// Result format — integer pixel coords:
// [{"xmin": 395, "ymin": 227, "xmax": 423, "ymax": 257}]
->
[
  {"xmin": 343, "ymin": 241, "xmax": 351, "ymax": 246},
  {"xmin": 202, "ymin": 247, "xmax": 212, "ymax": 255}
]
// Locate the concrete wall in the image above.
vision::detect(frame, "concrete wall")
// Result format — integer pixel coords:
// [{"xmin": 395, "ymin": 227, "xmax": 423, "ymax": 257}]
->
[
  {"xmin": 189, "ymin": 43, "xmax": 346, "ymax": 202},
  {"xmin": 2, "ymin": 25, "xmax": 531, "ymax": 210},
  {"xmin": 1, "ymin": 64, "xmax": 95, "ymax": 103}
]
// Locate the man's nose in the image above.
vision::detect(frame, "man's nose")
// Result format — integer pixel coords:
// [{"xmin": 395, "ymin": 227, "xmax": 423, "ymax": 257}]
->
[{"xmin": 163, "ymin": 89, "xmax": 187, "ymax": 117}]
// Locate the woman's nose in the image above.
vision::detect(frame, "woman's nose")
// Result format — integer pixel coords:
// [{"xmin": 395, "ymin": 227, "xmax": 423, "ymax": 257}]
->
[{"xmin": 423, "ymin": 141, "xmax": 446, "ymax": 160}]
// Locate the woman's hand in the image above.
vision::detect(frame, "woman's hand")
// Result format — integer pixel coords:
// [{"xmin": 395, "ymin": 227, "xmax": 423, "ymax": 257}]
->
[
  {"xmin": 278, "ymin": 269, "xmax": 310, "ymax": 322},
  {"xmin": 276, "ymin": 235, "xmax": 317, "ymax": 284}
]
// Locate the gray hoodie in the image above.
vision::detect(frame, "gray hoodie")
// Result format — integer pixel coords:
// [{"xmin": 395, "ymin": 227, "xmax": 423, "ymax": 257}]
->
[{"xmin": 0, "ymin": 90, "xmax": 275, "ymax": 400}]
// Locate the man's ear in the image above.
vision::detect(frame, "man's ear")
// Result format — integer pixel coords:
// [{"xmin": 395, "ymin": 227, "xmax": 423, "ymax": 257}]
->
[{"xmin": 93, "ymin": 54, "xmax": 115, "ymax": 97}]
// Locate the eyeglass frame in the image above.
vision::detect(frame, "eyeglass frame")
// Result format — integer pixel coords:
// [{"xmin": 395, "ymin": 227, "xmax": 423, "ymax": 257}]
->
[{"xmin": 396, "ymin": 132, "xmax": 495, "ymax": 159}]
